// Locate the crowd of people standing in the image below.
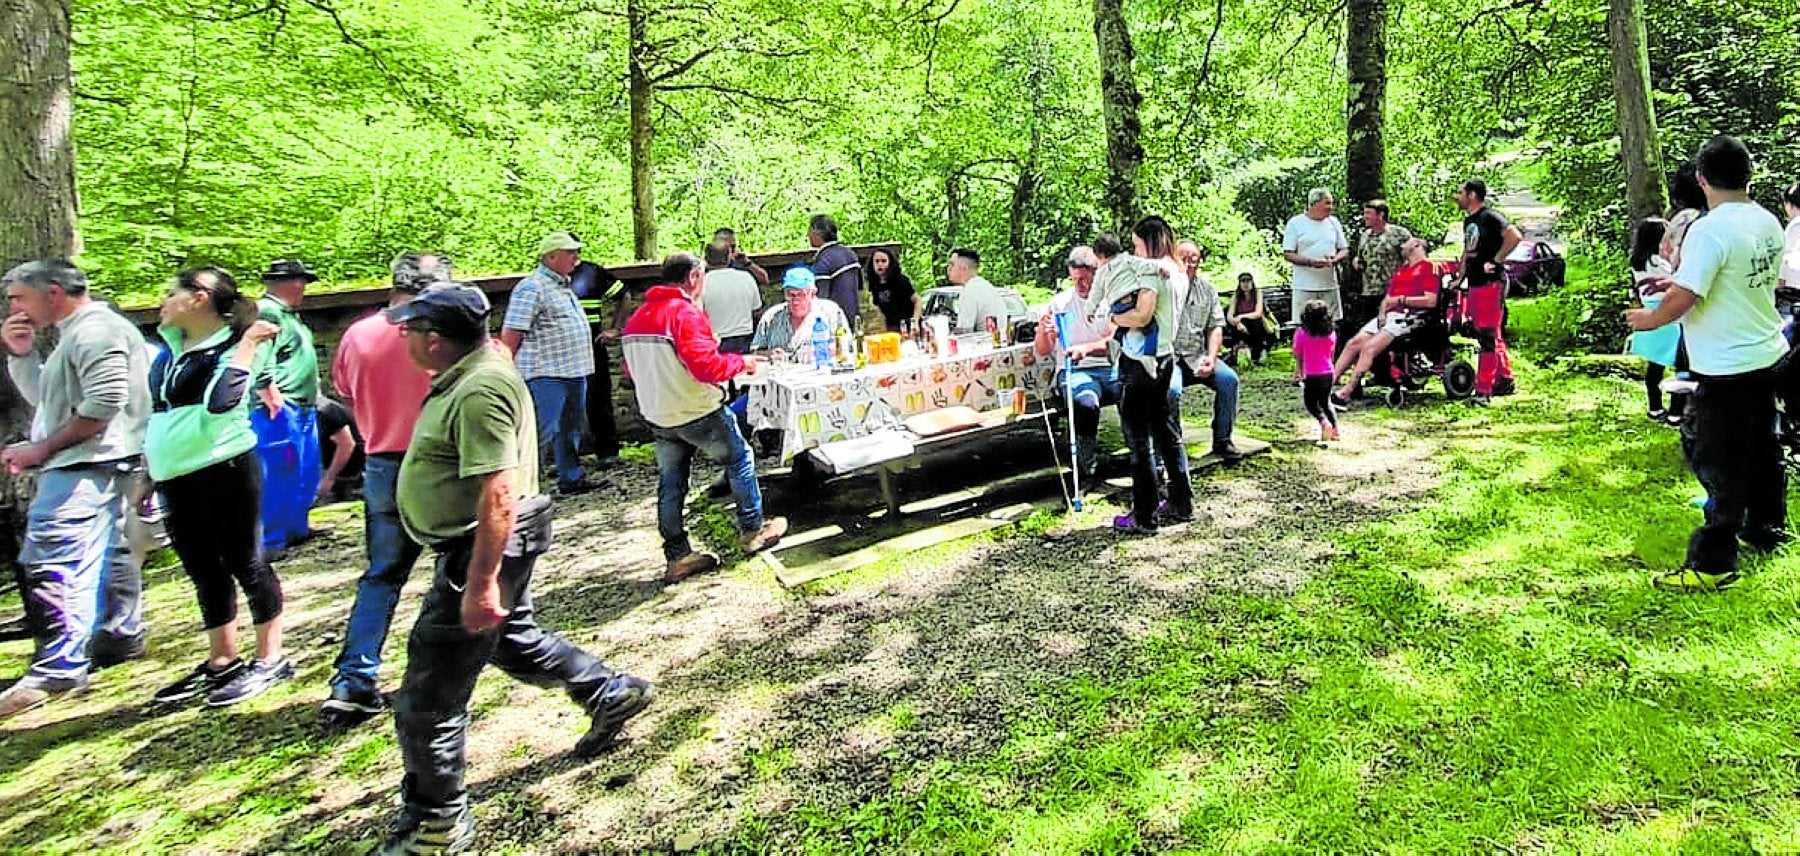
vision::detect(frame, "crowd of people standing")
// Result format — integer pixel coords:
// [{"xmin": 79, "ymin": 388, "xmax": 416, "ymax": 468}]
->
[{"xmin": 1, "ymin": 133, "xmax": 1794, "ymax": 852}]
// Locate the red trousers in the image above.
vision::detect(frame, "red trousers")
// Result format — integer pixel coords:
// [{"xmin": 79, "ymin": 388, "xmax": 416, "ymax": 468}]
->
[{"xmin": 1465, "ymin": 283, "xmax": 1513, "ymax": 394}]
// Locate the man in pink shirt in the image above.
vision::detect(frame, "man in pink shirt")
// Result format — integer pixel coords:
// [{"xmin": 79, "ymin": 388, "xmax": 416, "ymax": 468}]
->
[{"xmin": 321, "ymin": 251, "xmax": 451, "ymax": 725}]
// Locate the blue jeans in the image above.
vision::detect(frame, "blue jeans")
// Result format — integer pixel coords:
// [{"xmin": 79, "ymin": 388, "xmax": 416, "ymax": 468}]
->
[
  {"xmin": 331, "ymin": 454, "xmax": 426, "ymax": 691},
  {"xmin": 1177, "ymin": 359, "xmax": 1239, "ymax": 445},
  {"xmin": 1062, "ymin": 366, "xmax": 1122, "ymax": 440},
  {"xmin": 527, "ymin": 377, "xmax": 587, "ymax": 488},
  {"xmin": 651, "ymin": 408, "xmax": 764, "ymax": 560},
  {"xmin": 18, "ymin": 463, "xmax": 141, "ymax": 686}
]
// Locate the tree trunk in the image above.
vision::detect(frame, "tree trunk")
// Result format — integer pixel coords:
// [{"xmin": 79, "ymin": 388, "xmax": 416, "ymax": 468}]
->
[
  {"xmin": 626, "ymin": 0, "xmax": 658, "ymax": 261},
  {"xmin": 0, "ymin": 0, "xmax": 80, "ymax": 266},
  {"xmin": 1344, "ymin": 0, "xmax": 1386, "ymax": 207},
  {"xmin": 1607, "ymin": 0, "xmax": 1665, "ymax": 221},
  {"xmin": 1093, "ymin": 0, "xmax": 1143, "ymax": 231}
]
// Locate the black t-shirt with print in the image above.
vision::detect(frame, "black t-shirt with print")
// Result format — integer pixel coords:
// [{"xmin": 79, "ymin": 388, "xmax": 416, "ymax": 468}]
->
[{"xmin": 1462, "ymin": 206, "xmax": 1510, "ymax": 286}]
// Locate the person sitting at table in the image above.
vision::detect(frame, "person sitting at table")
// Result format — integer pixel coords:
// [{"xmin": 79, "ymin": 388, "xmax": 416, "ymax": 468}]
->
[
  {"xmin": 950, "ymin": 248, "xmax": 1008, "ymax": 335},
  {"xmin": 1034, "ymin": 246, "xmax": 1114, "ymax": 479},
  {"xmin": 750, "ymin": 266, "xmax": 850, "ymax": 360}
]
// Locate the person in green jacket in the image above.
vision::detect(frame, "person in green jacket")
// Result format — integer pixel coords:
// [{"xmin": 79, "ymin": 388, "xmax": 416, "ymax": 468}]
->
[{"xmin": 144, "ymin": 268, "xmax": 294, "ymax": 708}]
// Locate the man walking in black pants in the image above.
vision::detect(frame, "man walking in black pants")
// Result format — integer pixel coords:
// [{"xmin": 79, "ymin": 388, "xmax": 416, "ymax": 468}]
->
[
  {"xmin": 1628, "ymin": 135, "xmax": 1790, "ymax": 592},
  {"xmin": 372, "ymin": 284, "xmax": 652, "ymax": 854}
]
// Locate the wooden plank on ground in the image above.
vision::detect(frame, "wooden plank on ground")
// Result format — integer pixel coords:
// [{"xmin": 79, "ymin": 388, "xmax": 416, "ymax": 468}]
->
[{"xmin": 773, "ymin": 503, "xmax": 1041, "ymax": 588}]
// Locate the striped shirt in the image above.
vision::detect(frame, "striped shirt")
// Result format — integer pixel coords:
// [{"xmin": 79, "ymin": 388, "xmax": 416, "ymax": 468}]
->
[{"xmin": 503, "ymin": 265, "xmax": 595, "ymax": 379}]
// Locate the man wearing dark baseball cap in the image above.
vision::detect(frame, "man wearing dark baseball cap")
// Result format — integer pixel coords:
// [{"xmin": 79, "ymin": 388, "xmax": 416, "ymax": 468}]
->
[
  {"xmin": 319, "ymin": 252, "xmax": 453, "ymax": 726},
  {"xmin": 372, "ymin": 282, "xmax": 651, "ymax": 854}
]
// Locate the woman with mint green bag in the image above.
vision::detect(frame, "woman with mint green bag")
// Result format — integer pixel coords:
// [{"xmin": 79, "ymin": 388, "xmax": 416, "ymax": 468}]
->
[{"xmin": 144, "ymin": 268, "xmax": 292, "ymax": 708}]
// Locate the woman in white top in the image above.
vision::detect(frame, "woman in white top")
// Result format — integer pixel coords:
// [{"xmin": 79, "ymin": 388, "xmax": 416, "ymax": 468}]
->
[{"xmin": 1628, "ymin": 218, "xmax": 1683, "ymax": 423}]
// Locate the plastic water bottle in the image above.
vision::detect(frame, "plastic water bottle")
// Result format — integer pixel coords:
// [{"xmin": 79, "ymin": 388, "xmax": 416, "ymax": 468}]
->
[{"xmin": 810, "ymin": 316, "xmax": 832, "ymax": 367}]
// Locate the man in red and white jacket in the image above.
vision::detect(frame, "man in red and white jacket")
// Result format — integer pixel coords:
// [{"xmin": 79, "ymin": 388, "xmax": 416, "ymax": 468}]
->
[{"xmin": 623, "ymin": 252, "xmax": 787, "ymax": 582}]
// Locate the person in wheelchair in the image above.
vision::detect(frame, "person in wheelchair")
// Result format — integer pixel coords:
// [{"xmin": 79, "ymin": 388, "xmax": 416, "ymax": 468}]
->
[{"xmin": 1330, "ymin": 237, "xmax": 1442, "ymax": 405}]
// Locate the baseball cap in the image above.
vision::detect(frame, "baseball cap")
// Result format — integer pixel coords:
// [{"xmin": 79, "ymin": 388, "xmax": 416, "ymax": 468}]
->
[
  {"xmin": 383, "ymin": 283, "xmax": 492, "ymax": 338},
  {"xmin": 782, "ymin": 266, "xmax": 816, "ymax": 291},
  {"xmin": 536, "ymin": 231, "xmax": 583, "ymax": 257}
]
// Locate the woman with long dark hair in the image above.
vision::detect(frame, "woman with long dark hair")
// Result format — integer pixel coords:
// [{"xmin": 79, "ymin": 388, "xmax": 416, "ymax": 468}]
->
[
  {"xmin": 1628, "ymin": 219, "xmax": 1684, "ymax": 423},
  {"xmin": 1093, "ymin": 229, "xmax": 1190, "ymax": 535},
  {"xmin": 1224, "ymin": 272, "xmax": 1276, "ymax": 364},
  {"xmin": 865, "ymin": 248, "xmax": 917, "ymax": 332},
  {"xmin": 145, "ymin": 268, "xmax": 291, "ymax": 707}
]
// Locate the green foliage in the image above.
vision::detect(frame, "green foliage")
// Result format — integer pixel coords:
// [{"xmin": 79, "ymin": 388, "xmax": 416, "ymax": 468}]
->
[{"xmin": 1523, "ymin": 243, "xmax": 1633, "ymax": 356}]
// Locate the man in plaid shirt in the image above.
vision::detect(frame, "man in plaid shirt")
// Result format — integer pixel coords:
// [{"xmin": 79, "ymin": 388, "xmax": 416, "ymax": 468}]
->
[{"xmin": 501, "ymin": 232, "xmax": 599, "ymax": 496}]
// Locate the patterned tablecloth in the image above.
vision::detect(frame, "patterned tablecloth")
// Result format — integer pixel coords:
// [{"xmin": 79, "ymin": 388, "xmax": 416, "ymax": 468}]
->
[{"xmin": 748, "ymin": 343, "xmax": 1060, "ymax": 463}]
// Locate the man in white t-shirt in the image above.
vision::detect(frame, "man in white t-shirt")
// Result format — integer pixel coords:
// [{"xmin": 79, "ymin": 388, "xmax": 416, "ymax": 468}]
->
[
  {"xmin": 698, "ymin": 239, "xmax": 762, "ymax": 354},
  {"xmin": 1628, "ymin": 135, "xmax": 1789, "ymax": 593},
  {"xmin": 950, "ymin": 248, "xmax": 1008, "ymax": 334},
  {"xmin": 1282, "ymin": 188, "xmax": 1349, "ymax": 325},
  {"xmin": 1034, "ymin": 247, "xmax": 1114, "ymax": 477}
]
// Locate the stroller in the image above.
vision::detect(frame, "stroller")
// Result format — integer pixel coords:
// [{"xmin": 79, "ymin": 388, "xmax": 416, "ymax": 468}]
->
[{"xmin": 1357, "ymin": 264, "xmax": 1478, "ymax": 406}]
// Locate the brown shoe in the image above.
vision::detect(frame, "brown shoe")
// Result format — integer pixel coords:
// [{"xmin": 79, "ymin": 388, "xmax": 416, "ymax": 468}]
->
[
  {"xmin": 664, "ymin": 552, "xmax": 719, "ymax": 583},
  {"xmin": 0, "ymin": 682, "xmax": 54, "ymax": 720},
  {"xmin": 739, "ymin": 517, "xmax": 788, "ymax": 554}
]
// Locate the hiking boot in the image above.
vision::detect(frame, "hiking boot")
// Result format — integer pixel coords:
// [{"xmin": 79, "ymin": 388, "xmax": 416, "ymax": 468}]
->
[
  {"xmin": 1211, "ymin": 440, "xmax": 1244, "ymax": 461},
  {"xmin": 1652, "ymin": 568, "xmax": 1739, "ymax": 593},
  {"xmin": 573, "ymin": 675, "xmax": 655, "ymax": 757},
  {"xmin": 1112, "ymin": 514, "xmax": 1156, "ymax": 536},
  {"xmin": 153, "ymin": 659, "xmax": 245, "ymax": 705},
  {"xmin": 206, "ymin": 657, "xmax": 294, "ymax": 707},
  {"xmin": 739, "ymin": 517, "xmax": 788, "ymax": 554},
  {"xmin": 663, "ymin": 552, "xmax": 720, "ymax": 583},
  {"xmin": 1151, "ymin": 501, "xmax": 1195, "ymax": 526},
  {"xmin": 92, "ymin": 631, "xmax": 149, "ymax": 669},
  {"xmin": 370, "ymin": 808, "xmax": 476, "ymax": 856},
  {"xmin": 322, "ymin": 681, "xmax": 389, "ymax": 726}
]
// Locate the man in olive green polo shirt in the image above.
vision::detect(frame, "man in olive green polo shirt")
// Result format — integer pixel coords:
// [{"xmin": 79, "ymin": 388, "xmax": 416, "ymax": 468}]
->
[
  {"xmin": 373, "ymin": 283, "xmax": 652, "ymax": 856},
  {"xmin": 254, "ymin": 259, "xmax": 323, "ymax": 549}
]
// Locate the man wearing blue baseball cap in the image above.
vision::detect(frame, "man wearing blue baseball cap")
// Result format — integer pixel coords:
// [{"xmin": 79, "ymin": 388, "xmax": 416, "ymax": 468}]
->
[
  {"xmin": 750, "ymin": 265, "xmax": 849, "ymax": 356},
  {"xmin": 372, "ymin": 283, "xmax": 652, "ymax": 854}
]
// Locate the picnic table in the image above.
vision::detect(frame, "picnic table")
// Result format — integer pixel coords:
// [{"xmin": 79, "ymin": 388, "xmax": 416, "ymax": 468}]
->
[{"xmin": 745, "ymin": 341, "xmax": 1060, "ymax": 512}]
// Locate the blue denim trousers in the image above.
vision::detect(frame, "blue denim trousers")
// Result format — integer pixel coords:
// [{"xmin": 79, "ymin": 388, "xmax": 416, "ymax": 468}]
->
[
  {"xmin": 651, "ymin": 408, "xmax": 764, "ymax": 560},
  {"xmin": 1061, "ymin": 366, "xmax": 1122, "ymax": 440},
  {"xmin": 19, "ymin": 463, "xmax": 142, "ymax": 686},
  {"xmin": 527, "ymin": 377, "xmax": 587, "ymax": 488},
  {"xmin": 1176, "ymin": 359, "xmax": 1239, "ymax": 445},
  {"xmin": 392, "ymin": 495, "xmax": 614, "ymax": 818},
  {"xmin": 331, "ymin": 454, "xmax": 426, "ymax": 691}
]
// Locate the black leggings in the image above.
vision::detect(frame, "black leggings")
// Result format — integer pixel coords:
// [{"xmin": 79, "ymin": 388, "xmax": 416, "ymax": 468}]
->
[
  {"xmin": 1645, "ymin": 336, "xmax": 1691, "ymax": 415},
  {"xmin": 160, "ymin": 452, "xmax": 284, "ymax": 630},
  {"xmin": 1303, "ymin": 374, "xmax": 1339, "ymax": 426}
]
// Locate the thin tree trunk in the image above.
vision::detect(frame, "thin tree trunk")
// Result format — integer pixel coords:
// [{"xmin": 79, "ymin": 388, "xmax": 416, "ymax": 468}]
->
[
  {"xmin": 1608, "ymin": 0, "xmax": 1665, "ymax": 221},
  {"xmin": 0, "ymin": 0, "xmax": 80, "ymax": 265},
  {"xmin": 626, "ymin": 0, "xmax": 658, "ymax": 260},
  {"xmin": 1093, "ymin": 0, "xmax": 1143, "ymax": 231},
  {"xmin": 1344, "ymin": 0, "xmax": 1386, "ymax": 207}
]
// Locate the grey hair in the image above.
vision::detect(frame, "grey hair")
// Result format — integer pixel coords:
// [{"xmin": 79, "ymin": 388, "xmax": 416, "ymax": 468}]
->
[
  {"xmin": 1, "ymin": 259, "xmax": 88, "ymax": 296},
  {"xmin": 391, "ymin": 251, "xmax": 455, "ymax": 293},
  {"xmin": 1306, "ymin": 187, "xmax": 1334, "ymax": 207}
]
